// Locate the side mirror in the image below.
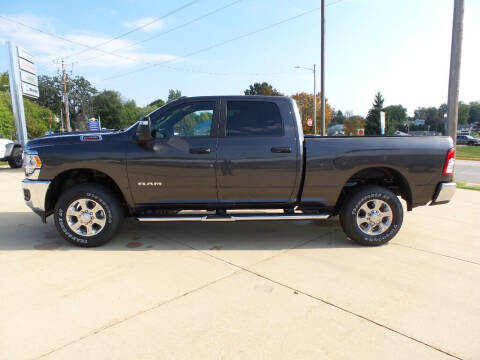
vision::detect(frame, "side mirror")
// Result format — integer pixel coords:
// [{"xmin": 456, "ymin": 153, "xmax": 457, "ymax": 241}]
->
[{"xmin": 136, "ymin": 116, "xmax": 153, "ymax": 142}]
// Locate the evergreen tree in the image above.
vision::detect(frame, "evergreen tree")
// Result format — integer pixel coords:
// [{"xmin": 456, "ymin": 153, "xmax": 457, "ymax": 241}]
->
[{"xmin": 365, "ymin": 92, "xmax": 384, "ymax": 135}]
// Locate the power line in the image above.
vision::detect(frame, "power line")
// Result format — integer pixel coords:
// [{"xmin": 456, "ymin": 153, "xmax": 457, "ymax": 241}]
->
[
  {"xmin": 61, "ymin": 0, "xmax": 202, "ymax": 60},
  {"xmin": 102, "ymin": 0, "xmax": 344, "ymax": 82},
  {"xmin": 0, "ymin": 14, "xmax": 92, "ymax": 52},
  {"xmin": 72, "ymin": 0, "xmax": 244, "ymax": 65}
]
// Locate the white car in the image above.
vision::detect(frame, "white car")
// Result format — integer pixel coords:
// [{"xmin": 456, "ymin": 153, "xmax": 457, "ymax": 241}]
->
[{"xmin": 0, "ymin": 138, "xmax": 23, "ymax": 168}]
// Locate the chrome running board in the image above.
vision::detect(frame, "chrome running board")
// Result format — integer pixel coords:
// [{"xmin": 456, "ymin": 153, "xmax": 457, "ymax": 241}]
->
[{"xmin": 137, "ymin": 213, "xmax": 330, "ymax": 222}]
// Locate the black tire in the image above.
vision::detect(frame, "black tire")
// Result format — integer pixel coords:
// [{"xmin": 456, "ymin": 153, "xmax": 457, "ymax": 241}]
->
[
  {"xmin": 468, "ymin": 142, "xmax": 475, "ymax": 146},
  {"xmin": 54, "ymin": 183, "xmax": 122, "ymax": 247},
  {"xmin": 8, "ymin": 147, "xmax": 23, "ymax": 168},
  {"xmin": 339, "ymin": 185, "xmax": 403, "ymax": 246}
]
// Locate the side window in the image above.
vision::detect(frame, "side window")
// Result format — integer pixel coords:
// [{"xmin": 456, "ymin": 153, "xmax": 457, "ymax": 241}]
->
[
  {"xmin": 226, "ymin": 101, "xmax": 283, "ymax": 137},
  {"xmin": 151, "ymin": 101, "xmax": 215, "ymax": 138}
]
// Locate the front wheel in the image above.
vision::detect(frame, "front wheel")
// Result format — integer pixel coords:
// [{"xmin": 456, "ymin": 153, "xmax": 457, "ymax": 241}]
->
[
  {"xmin": 54, "ymin": 183, "xmax": 122, "ymax": 247},
  {"xmin": 339, "ymin": 185, "xmax": 403, "ymax": 246},
  {"xmin": 8, "ymin": 147, "xmax": 23, "ymax": 168}
]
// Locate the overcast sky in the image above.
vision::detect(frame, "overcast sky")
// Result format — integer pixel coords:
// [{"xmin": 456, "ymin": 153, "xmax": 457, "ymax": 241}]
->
[{"xmin": 0, "ymin": 0, "xmax": 478, "ymax": 116}]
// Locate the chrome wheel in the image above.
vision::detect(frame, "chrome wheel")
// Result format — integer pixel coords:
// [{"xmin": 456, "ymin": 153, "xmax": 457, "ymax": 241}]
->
[
  {"xmin": 356, "ymin": 199, "xmax": 393, "ymax": 236},
  {"xmin": 65, "ymin": 198, "xmax": 107, "ymax": 237}
]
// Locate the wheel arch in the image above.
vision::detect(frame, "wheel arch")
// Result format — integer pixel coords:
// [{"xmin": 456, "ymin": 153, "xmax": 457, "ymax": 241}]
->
[
  {"xmin": 46, "ymin": 168, "xmax": 131, "ymax": 217},
  {"xmin": 335, "ymin": 166, "xmax": 413, "ymax": 212}
]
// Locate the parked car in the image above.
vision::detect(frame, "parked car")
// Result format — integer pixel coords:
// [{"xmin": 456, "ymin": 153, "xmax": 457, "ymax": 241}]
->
[
  {"xmin": 457, "ymin": 135, "xmax": 480, "ymax": 146},
  {"xmin": 0, "ymin": 136, "xmax": 23, "ymax": 168},
  {"xmin": 22, "ymin": 96, "xmax": 456, "ymax": 247}
]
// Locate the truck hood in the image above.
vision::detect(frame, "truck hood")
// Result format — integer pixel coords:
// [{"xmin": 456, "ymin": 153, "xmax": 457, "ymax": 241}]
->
[{"xmin": 26, "ymin": 130, "xmax": 117, "ymax": 150}]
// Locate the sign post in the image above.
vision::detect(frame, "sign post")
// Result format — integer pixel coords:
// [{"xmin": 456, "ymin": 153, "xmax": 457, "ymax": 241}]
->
[{"xmin": 7, "ymin": 41, "xmax": 39, "ymax": 147}]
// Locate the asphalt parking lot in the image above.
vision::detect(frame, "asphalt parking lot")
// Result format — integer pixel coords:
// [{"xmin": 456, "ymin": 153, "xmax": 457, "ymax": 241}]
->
[{"xmin": 1, "ymin": 167, "xmax": 479, "ymax": 360}]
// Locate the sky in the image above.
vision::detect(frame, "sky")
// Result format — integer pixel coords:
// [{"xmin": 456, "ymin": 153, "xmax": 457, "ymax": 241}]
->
[{"xmin": 0, "ymin": 0, "xmax": 479, "ymax": 117}]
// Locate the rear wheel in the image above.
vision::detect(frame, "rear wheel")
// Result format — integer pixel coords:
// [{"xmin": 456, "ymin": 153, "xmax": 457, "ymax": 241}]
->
[
  {"xmin": 54, "ymin": 183, "xmax": 122, "ymax": 247},
  {"xmin": 340, "ymin": 185, "xmax": 403, "ymax": 246},
  {"xmin": 8, "ymin": 147, "xmax": 23, "ymax": 168}
]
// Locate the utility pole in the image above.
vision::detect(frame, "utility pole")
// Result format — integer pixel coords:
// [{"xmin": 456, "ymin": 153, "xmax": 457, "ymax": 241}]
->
[
  {"xmin": 313, "ymin": 64, "xmax": 317, "ymax": 135},
  {"xmin": 320, "ymin": 0, "xmax": 326, "ymax": 136},
  {"xmin": 446, "ymin": 0, "xmax": 464, "ymax": 146},
  {"xmin": 61, "ymin": 60, "xmax": 71, "ymax": 132}
]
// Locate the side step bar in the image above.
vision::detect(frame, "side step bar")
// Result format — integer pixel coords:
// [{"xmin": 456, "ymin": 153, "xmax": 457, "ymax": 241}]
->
[{"xmin": 137, "ymin": 213, "xmax": 330, "ymax": 222}]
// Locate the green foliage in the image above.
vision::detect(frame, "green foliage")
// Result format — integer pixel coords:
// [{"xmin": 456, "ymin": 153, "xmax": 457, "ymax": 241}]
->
[
  {"xmin": 0, "ymin": 92, "xmax": 54, "ymax": 139},
  {"xmin": 469, "ymin": 102, "xmax": 480, "ymax": 124},
  {"xmin": 37, "ymin": 74, "xmax": 63, "ymax": 114},
  {"xmin": 331, "ymin": 110, "xmax": 345, "ymax": 125},
  {"xmin": 384, "ymin": 105, "xmax": 407, "ymax": 135},
  {"xmin": 0, "ymin": 92, "xmax": 15, "ymax": 139},
  {"xmin": 24, "ymin": 98, "xmax": 55, "ymax": 138},
  {"xmin": 458, "ymin": 102, "xmax": 470, "ymax": 125},
  {"xmin": 343, "ymin": 115, "xmax": 365, "ymax": 135},
  {"xmin": 120, "ymin": 99, "xmax": 140, "ymax": 128},
  {"xmin": 244, "ymin": 82, "xmax": 283, "ymax": 96},
  {"xmin": 365, "ymin": 92, "xmax": 384, "ymax": 135},
  {"xmin": 291, "ymin": 92, "xmax": 333, "ymax": 135},
  {"xmin": 148, "ymin": 98, "xmax": 166, "ymax": 108},
  {"xmin": 167, "ymin": 89, "xmax": 182, "ymax": 103},
  {"xmin": 0, "ymin": 72, "xmax": 9, "ymax": 90},
  {"xmin": 92, "ymin": 90, "xmax": 123, "ymax": 129}
]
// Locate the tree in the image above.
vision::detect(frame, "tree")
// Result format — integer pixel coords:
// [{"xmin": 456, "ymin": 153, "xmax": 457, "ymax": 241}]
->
[
  {"xmin": 67, "ymin": 76, "xmax": 97, "ymax": 130},
  {"xmin": 120, "ymin": 99, "xmax": 140, "ymax": 128},
  {"xmin": 469, "ymin": 101, "xmax": 480, "ymax": 124},
  {"xmin": 458, "ymin": 102, "xmax": 470, "ymax": 125},
  {"xmin": 148, "ymin": 98, "xmax": 165, "ymax": 108},
  {"xmin": 167, "ymin": 89, "xmax": 182, "ymax": 103},
  {"xmin": 37, "ymin": 75, "xmax": 63, "ymax": 114},
  {"xmin": 37, "ymin": 74, "xmax": 97, "ymax": 130},
  {"xmin": 343, "ymin": 115, "xmax": 365, "ymax": 136},
  {"xmin": 384, "ymin": 105, "xmax": 407, "ymax": 135},
  {"xmin": 330, "ymin": 110, "xmax": 345, "ymax": 125},
  {"xmin": 0, "ymin": 92, "xmax": 15, "ymax": 139},
  {"xmin": 244, "ymin": 82, "xmax": 283, "ymax": 96},
  {"xmin": 0, "ymin": 72, "xmax": 9, "ymax": 90},
  {"xmin": 291, "ymin": 92, "xmax": 333, "ymax": 135},
  {"xmin": 92, "ymin": 91, "xmax": 123, "ymax": 129},
  {"xmin": 0, "ymin": 91, "xmax": 54, "ymax": 139},
  {"xmin": 365, "ymin": 92, "xmax": 384, "ymax": 135}
]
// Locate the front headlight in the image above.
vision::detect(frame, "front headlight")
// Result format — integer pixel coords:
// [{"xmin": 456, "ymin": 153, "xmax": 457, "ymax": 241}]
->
[{"xmin": 24, "ymin": 151, "xmax": 42, "ymax": 176}]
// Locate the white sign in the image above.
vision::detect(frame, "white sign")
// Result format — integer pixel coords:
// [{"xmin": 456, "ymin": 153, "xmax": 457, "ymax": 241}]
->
[
  {"xmin": 22, "ymin": 83, "xmax": 39, "ymax": 98},
  {"xmin": 20, "ymin": 70, "xmax": 38, "ymax": 86},
  {"xmin": 18, "ymin": 58, "xmax": 37, "ymax": 75},
  {"xmin": 17, "ymin": 46, "xmax": 34, "ymax": 63},
  {"xmin": 380, "ymin": 111, "xmax": 386, "ymax": 135}
]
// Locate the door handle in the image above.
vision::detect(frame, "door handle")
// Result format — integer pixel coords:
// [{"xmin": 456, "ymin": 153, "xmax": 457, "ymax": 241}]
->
[
  {"xmin": 271, "ymin": 147, "xmax": 292, "ymax": 153},
  {"xmin": 189, "ymin": 147, "xmax": 211, "ymax": 154}
]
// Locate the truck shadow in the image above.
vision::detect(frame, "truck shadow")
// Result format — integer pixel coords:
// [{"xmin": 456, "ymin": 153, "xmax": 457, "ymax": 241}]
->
[{"xmin": 0, "ymin": 212, "xmax": 360, "ymax": 251}]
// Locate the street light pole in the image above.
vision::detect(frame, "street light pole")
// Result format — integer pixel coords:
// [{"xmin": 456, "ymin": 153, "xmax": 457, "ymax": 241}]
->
[{"xmin": 321, "ymin": 0, "xmax": 326, "ymax": 136}]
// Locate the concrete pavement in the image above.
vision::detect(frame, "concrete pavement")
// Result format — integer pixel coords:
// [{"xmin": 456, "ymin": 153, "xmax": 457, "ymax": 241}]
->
[
  {"xmin": 1, "ymin": 167, "xmax": 479, "ymax": 360},
  {"xmin": 455, "ymin": 159, "xmax": 480, "ymax": 184}
]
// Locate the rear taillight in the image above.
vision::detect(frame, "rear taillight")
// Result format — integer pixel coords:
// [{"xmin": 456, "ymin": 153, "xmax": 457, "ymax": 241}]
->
[{"xmin": 442, "ymin": 148, "xmax": 455, "ymax": 175}]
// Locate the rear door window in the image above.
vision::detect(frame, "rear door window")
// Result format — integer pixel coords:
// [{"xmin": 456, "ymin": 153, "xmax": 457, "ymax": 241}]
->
[{"xmin": 226, "ymin": 101, "xmax": 283, "ymax": 137}]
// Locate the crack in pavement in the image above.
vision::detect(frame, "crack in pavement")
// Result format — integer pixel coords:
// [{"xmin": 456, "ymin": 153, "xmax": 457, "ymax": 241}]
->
[
  {"xmin": 34, "ymin": 229, "xmax": 333, "ymax": 359},
  {"xmin": 35, "ymin": 227, "xmax": 462, "ymax": 360},
  {"xmin": 160, "ymin": 231, "xmax": 463, "ymax": 360},
  {"xmin": 391, "ymin": 242, "xmax": 480, "ymax": 266}
]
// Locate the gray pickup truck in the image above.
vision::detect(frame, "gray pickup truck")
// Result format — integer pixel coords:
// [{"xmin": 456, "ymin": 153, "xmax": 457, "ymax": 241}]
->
[{"xmin": 22, "ymin": 96, "xmax": 456, "ymax": 247}]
